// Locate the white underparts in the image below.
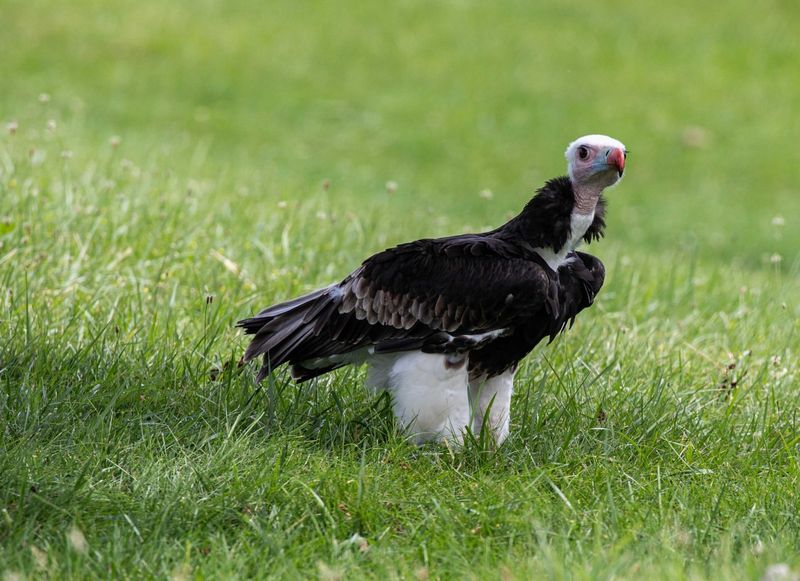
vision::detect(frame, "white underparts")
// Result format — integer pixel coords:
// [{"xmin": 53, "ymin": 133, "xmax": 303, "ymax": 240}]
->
[
  {"xmin": 534, "ymin": 211, "xmax": 595, "ymax": 271},
  {"xmin": 382, "ymin": 351, "xmax": 470, "ymax": 444},
  {"xmin": 365, "ymin": 351, "xmax": 515, "ymax": 445},
  {"xmin": 469, "ymin": 369, "xmax": 515, "ymax": 444}
]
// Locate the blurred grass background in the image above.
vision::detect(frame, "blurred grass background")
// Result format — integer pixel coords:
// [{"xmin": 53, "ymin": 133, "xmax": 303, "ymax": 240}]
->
[
  {"xmin": 1, "ymin": 0, "xmax": 800, "ymax": 578},
  {"xmin": 2, "ymin": 0, "xmax": 799, "ymax": 265}
]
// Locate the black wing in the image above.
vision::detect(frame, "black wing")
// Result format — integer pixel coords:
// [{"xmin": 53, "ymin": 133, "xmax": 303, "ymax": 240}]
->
[
  {"xmin": 467, "ymin": 251, "xmax": 606, "ymax": 378},
  {"xmin": 340, "ymin": 235, "xmax": 555, "ymax": 333},
  {"xmin": 238, "ymin": 235, "xmax": 555, "ymax": 381}
]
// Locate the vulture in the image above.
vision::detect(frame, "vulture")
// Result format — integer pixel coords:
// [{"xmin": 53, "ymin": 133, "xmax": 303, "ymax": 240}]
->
[{"xmin": 239, "ymin": 134, "xmax": 627, "ymax": 445}]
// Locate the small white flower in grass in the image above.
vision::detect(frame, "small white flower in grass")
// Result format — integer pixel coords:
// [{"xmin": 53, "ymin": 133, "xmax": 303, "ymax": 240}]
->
[
  {"xmin": 772, "ymin": 216, "xmax": 785, "ymax": 227},
  {"xmin": 385, "ymin": 180, "xmax": 398, "ymax": 194},
  {"xmin": 277, "ymin": 200, "xmax": 288, "ymax": 209},
  {"xmin": 46, "ymin": 119, "xmax": 57, "ymax": 132},
  {"xmin": 38, "ymin": 93, "xmax": 51, "ymax": 104},
  {"xmin": 30, "ymin": 545, "xmax": 48, "ymax": 570},
  {"xmin": 67, "ymin": 525, "xmax": 87, "ymax": 553},
  {"xmin": 317, "ymin": 561, "xmax": 342, "ymax": 581},
  {"xmin": 316, "ymin": 211, "xmax": 328, "ymax": 220},
  {"xmin": 6, "ymin": 121, "xmax": 18, "ymax": 135},
  {"xmin": 170, "ymin": 564, "xmax": 191, "ymax": 581},
  {"xmin": 336, "ymin": 533, "xmax": 369, "ymax": 553},
  {"xmin": 772, "ymin": 367, "xmax": 789, "ymax": 380},
  {"xmin": 29, "ymin": 148, "xmax": 46, "ymax": 166},
  {"xmin": 479, "ymin": 188, "xmax": 493, "ymax": 200},
  {"xmin": 761, "ymin": 563, "xmax": 798, "ymax": 581},
  {"xmin": 210, "ymin": 250, "xmax": 240, "ymax": 276},
  {"xmin": 752, "ymin": 539, "xmax": 765, "ymax": 556},
  {"xmin": 770, "ymin": 254, "xmax": 782, "ymax": 264},
  {"xmin": 109, "ymin": 135, "xmax": 121, "ymax": 148}
]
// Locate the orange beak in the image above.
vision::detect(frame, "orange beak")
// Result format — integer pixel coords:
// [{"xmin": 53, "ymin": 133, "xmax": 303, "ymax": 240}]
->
[{"xmin": 607, "ymin": 148, "xmax": 625, "ymax": 176}]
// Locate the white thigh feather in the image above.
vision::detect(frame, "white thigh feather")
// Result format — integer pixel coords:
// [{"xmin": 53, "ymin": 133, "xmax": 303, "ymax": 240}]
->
[
  {"xmin": 383, "ymin": 351, "xmax": 470, "ymax": 444},
  {"xmin": 469, "ymin": 369, "xmax": 515, "ymax": 445}
]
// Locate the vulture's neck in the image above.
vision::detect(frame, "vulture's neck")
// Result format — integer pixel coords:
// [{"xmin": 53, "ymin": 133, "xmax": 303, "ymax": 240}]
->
[
  {"xmin": 497, "ymin": 176, "xmax": 607, "ymax": 271},
  {"xmin": 572, "ymin": 180, "xmax": 605, "ymax": 215}
]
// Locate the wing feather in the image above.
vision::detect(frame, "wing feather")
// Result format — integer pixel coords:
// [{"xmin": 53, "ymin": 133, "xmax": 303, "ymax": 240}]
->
[
  {"xmin": 336, "ymin": 235, "xmax": 552, "ymax": 337},
  {"xmin": 239, "ymin": 234, "xmax": 555, "ymax": 379}
]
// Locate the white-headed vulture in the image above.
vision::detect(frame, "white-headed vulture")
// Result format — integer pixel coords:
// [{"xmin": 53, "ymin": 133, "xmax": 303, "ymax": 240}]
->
[{"xmin": 239, "ymin": 135, "xmax": 628, "ymax": 444}]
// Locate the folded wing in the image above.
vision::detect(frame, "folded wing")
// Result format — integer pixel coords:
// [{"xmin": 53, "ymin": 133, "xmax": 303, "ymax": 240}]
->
[{"xmin": 238, "ymin": 235, "xmax": 555, "ymax": 381}]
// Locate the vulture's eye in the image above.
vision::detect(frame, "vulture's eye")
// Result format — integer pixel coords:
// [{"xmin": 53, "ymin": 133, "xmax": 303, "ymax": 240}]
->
[{"xmin": 577, "ymin": 146, "xmax": 589, "ymax": 160}]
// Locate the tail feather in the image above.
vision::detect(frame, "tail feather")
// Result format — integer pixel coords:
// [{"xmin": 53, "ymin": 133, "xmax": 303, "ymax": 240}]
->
[
  {"xmin": 269, "ymin": 325, "xmax": 315, "ymax": 366},
  {"xmin": 290, "ymin": 362, "xmax": 346, "ymax": 383},
  {"xmin": 302, "ymin": 292, "xmax": 339, "ymax": 324},
  {"xmin": 239, "ymin": 285, "xmax": 360, "ymax": 381},
  {"xmin": 243, "ymin": 315, "xmax": 303, "ymax": 362},
  {"xmin": 237, "ymin": 286, "xmax": 332, "ymax": 335},
  {"xmin": 238, "ymin": 283, "xmax": 437, "ymax": 383}
]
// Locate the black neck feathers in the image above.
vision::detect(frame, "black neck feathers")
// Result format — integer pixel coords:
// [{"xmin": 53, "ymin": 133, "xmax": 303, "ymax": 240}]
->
[{"xmin": 497, "ymin": 176, "xmax": 606, "ymax": 251}]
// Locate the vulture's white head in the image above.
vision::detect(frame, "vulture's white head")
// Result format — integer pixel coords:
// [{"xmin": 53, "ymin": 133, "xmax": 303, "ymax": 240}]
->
[{"xmin": 565, "ymin": 134, "xmax": 627, "ymax": 189}]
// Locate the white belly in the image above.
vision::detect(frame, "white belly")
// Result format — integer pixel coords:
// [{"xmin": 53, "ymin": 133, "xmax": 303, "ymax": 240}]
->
[{"xmin": 367, "ymin": 351, "xmax": 470, "ymax": 444}]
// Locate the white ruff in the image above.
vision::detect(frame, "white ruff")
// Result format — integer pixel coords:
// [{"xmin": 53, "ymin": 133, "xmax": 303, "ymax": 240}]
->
[{"xmin": 534, "ymin": 211, "xmax": 594, "ymax": 271}]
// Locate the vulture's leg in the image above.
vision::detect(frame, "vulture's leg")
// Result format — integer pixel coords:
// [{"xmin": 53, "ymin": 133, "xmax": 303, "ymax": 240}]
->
[
  {"xmin": 469, "ymin": 369, "xmax": 515, "ymax": 445},
  {"xmin": 387, "ymin": 351, "xmax": 470, "ymax": 444}
]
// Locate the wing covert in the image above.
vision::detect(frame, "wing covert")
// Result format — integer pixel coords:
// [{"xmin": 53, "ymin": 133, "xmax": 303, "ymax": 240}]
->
[{"xmin": 337, "ymin": 236, "xmax": 554, "ymax": 334}]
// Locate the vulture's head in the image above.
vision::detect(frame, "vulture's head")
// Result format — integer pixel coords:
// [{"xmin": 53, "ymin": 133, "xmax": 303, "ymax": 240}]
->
[{"xmin": 565, "ymin": 134, "xmax": 627, "ymax": 189}]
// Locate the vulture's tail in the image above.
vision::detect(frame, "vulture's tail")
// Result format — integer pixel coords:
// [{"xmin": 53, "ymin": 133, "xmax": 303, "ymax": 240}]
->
[{"xmin": 237, "ymin": 285, "xmax": 343, "ymax": 381}]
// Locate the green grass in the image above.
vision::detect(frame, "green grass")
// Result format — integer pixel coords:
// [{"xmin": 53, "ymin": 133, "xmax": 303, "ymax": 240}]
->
[{"xmin": 1, "ymin": 0, "xmax": 800, "ymax": 578}]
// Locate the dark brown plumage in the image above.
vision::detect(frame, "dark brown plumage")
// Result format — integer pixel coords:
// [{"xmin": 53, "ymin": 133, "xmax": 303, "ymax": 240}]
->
[
  {"xmin": 238, "ymin": 176, "xmax": 606, "ymax": 382},
  {"xmin": 238, "ymin": 133, "xmax": 629, "ymax": 445}
]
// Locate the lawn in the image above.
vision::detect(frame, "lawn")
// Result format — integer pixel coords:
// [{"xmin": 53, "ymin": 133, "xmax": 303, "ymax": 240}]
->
[{"xmin": 1, "ymin": 0, "xmax": 799, "ymax": 578}]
